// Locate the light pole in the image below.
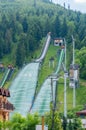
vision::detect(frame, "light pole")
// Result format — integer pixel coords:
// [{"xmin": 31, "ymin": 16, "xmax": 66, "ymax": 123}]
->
[
  {"xmin": 42, "ymin": 116, "xmax": 44, "ymax": 130},
  {"xmin": 64, "ymin": 39, "xmax": 67, "ymax": 117},
  {"xmin": 62, "ymin": 38, "xmax": 68, "ymax": 117},
  {"xmin": 72, "ymin": 35, "xmax": 76, "ymax": 108},
  {"xmin": 50, "ymin": 76, "xmax": 58, "ymax": 130}
]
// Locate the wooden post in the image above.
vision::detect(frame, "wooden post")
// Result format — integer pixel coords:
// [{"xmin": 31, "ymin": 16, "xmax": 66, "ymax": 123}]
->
[{"xmin": 42, "ymin": 116, "xmax": 44, "ymax": 130}]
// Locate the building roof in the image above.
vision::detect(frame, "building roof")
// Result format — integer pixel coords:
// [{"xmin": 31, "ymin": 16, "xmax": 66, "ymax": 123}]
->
[
  {"xmin": 70, "ymin": 64, "xmax": 79, "ymax": 70},
  {"xmin": 0, "ymin": 88, "xmax": 10, "ymax": 97},
  {"xmin": 49, "ymin": 57, "xmax": 54, "ymax": 61},
  {"xmin": 76, "ymin": 110, "xmax": 86, "ymax": 116},
  {"xmin": 6, "ymin": 100, "xmax": 15, "ymax": 111},
  {"xmin": 0, "ymin": 88, "xmax": 14, "ymax": 111},
  {"xmin": 54, "ymin": 37, "xmax": 63, "ymax": 40}
]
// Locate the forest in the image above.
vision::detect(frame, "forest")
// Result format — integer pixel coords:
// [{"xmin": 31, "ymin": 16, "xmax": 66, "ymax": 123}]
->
[{"xmin": 0, "ymin": 0, "xmax": 86, "ymax": 79}]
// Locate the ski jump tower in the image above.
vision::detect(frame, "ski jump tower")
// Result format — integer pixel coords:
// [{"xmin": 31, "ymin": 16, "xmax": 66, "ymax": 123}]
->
[
  {"xmin": 69, "ymin": 36, "xmax": 79, "ymax": 88},
  {"xmin": 69, "ymin": 64, "xmax": 79, "ymax": 88},
  {"xmin": 69, "ymin": 36, "xmax": 79, "ymax": 108}
]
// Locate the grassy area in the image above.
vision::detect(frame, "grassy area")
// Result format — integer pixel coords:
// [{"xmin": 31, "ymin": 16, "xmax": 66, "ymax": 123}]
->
[
  {"xmin": 57, "ymin": 78, "xmax": 86, "ymax": 113},
  {"xmin": 37, "ymin": 44, "xmax": 59, "ymax": 91},
  {"xmin": 0, "ymin": 71, "xmax": 4, "ymax": 82},
  {"xmin": 37, "ymin": 44, "xmax": 86, "ymax": 113}
]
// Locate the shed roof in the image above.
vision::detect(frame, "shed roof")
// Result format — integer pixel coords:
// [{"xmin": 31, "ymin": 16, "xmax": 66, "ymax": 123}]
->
[{"xmin": 76, "ymin": 110, "xmax": 86, "ymax": 116}]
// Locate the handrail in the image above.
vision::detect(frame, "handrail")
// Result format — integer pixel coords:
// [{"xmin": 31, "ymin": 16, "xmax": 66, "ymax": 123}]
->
[
  {"xmin": 35, "ymin": 33, "xmax": 51, "ymax": 62},
  {"xmin": 0, "ymin": 68, "xmax": 10, "ymax": 87},
  {"xmin": 55, "ymin": 48, "xmax": 64, "ymax": 75}
]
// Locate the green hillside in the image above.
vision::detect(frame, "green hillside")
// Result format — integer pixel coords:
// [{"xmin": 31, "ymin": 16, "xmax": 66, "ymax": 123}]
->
[{"xmin": 0, "ymin": 0, "xmax": 86, "ymax": 115}]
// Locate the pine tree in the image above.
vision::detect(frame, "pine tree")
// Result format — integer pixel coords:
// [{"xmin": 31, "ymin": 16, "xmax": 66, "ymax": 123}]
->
[
  {"xmin": 61, "ymin": 18, "xmax": 68, "ymax": 37},
  {"xmin": 22, "ymin": 18, "xmax": 28, "ymax": 33},
  {"xmin": 62, "ymin": 116, "xmax": 67, "ymax": 130},
  {"xmin": 16, "ymin": 34, "xmax": 26, "ymax": 68},
  {"xmin": 68, "ymin": 120, "xmax": 73, "ymax": 130},
  {"xmin": 54, "ymin": 15, "xmax": 61, "ymax": 37}
]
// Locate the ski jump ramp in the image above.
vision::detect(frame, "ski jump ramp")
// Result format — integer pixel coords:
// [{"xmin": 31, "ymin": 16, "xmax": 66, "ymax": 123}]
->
[
  {"xmin": 31, "ymin": 49, "xmax": 64, "ymax": 115},
  {"xmin": 8, "ymin": 33, "xmax": 51, "ymax": 117}
]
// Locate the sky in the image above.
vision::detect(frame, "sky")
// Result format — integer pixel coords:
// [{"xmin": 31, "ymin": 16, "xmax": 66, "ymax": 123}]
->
[{"xmin": 53, "ymin": 0, "xmax": 86, "ymax": 13}]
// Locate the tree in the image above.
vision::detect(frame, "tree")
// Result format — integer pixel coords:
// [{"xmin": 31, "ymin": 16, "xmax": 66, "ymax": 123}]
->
[
  {"xmin": 45, "ymin": 108, "xmax": 62, "ymax": 130},
  {"xmin": 0, "ymin": 38, "xmax": 3, "ymax": 58},
  {"xmin": 68, "ymin": 120, "xmax": 73, "ymax": 130},
  {"xmin": 16, "ymin": 34, "xmax": 26, "ymax": 68},
  {"xmin": 62, "ymin": 116, "xmax": 67, "ymax": 130},
  {"xmin": 0, "ymin": 121, "xmax": 2, "ymax": 130},
  {"xmin": 76, "ymin": 47, "xmax": 86, "ymax": 79},
  {"xmin": 22, "ymin": 17, "xmax": 28, "ymax": 33},
  {"xmin": 72, "ymin": 118, "xmax": 82, "ymax": 130},
  {"xmin": 4, "ymin": 29, "xmax": 12, "ymax": 54},
  {"xmin": 10, "ymin": 113, "xmax": 26, "ymax": 130},
  {"xmin": 1, "ymin": 121, "xmax": 12, "ymax": 130},
  {"xmin": 44, "ymin": 17, "xmax": 51, "ymax": 35},
  {"xmin": 16, "ymin": 43, "xmax": 24, "ymax": 67},
  {"xmin": 28, "ymin": 34, "xmax": 36, "ymax": 52},
  {"xmin": 61, "ymin": 18, "xmax": 68, "ymax": 37},
  {"xmin": 81, "ymin": 36, "xmax": 86, "ymax": 48},
  {"xmin": 53, "ymin": 15, "xmax": 61, "ymax": 37},
  {"xmin": 67, "ymin": 21, "xmax": 75, "ymax": 37},
  {"xmin": 24, "ymin": 113, "xmax": 40, "ymax": 130}
]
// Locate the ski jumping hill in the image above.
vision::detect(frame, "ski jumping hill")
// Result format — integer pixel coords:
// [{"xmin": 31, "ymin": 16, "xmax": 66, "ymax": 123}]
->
[{"xmin": 8, "ymin": 33, "xmax": 51, "ymax": 117}]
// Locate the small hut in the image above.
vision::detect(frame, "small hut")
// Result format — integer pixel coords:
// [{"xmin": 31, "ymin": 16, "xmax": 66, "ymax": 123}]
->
[{"xmin": 54, "ymin": 38, "xmax": 63, "ymax": 46}]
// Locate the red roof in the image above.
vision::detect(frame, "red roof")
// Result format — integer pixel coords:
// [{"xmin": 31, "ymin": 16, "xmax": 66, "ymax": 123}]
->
[{"xmin": 76, "ymin": 110, "xmax": 86, "ymax": 116}]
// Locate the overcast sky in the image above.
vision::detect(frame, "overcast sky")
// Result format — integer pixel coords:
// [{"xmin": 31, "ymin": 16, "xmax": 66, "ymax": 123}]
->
[{"xmin": 53, "ymin": 0, "xmax": 86, "ymax": 13}]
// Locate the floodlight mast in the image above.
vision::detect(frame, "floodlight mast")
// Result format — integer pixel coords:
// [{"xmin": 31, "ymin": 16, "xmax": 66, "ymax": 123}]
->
[
  {"xmin": 64, "ymin": 38, "xmax": 67, "ymax": 117},
  {"xmin": 49, "ymin": 75, "xmax": 58, "ymax": 130},
  {"xmin": 63, "ymin": 39, "xmax": 67, "ymax": 117},
  {"xmin": 72, "ymin": 35, "xmax": 76, "ymax": 108}
]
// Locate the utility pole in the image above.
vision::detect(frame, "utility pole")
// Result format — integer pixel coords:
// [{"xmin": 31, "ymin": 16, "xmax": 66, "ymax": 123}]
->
[
  {"xmin": 72, "ymin": 35, "xmax": 76, "ymax": 108},
  {"xmin": 64, "ymin": 39, "xmax": 67, "ymax": 117},
  {"xmin": 51, "ymin": 78, "xmax": 53, "ymax": 104},
  {"xmin": 50, "ymin": 76, "xmax": 58, "ymax": 130},
  {"xmin": 42, "ymin": 116, "xmax": 44, "ymax": 130},
  {"xmin": 51, "ymin": 77, "xmax": 54, "ymax": 130}
]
